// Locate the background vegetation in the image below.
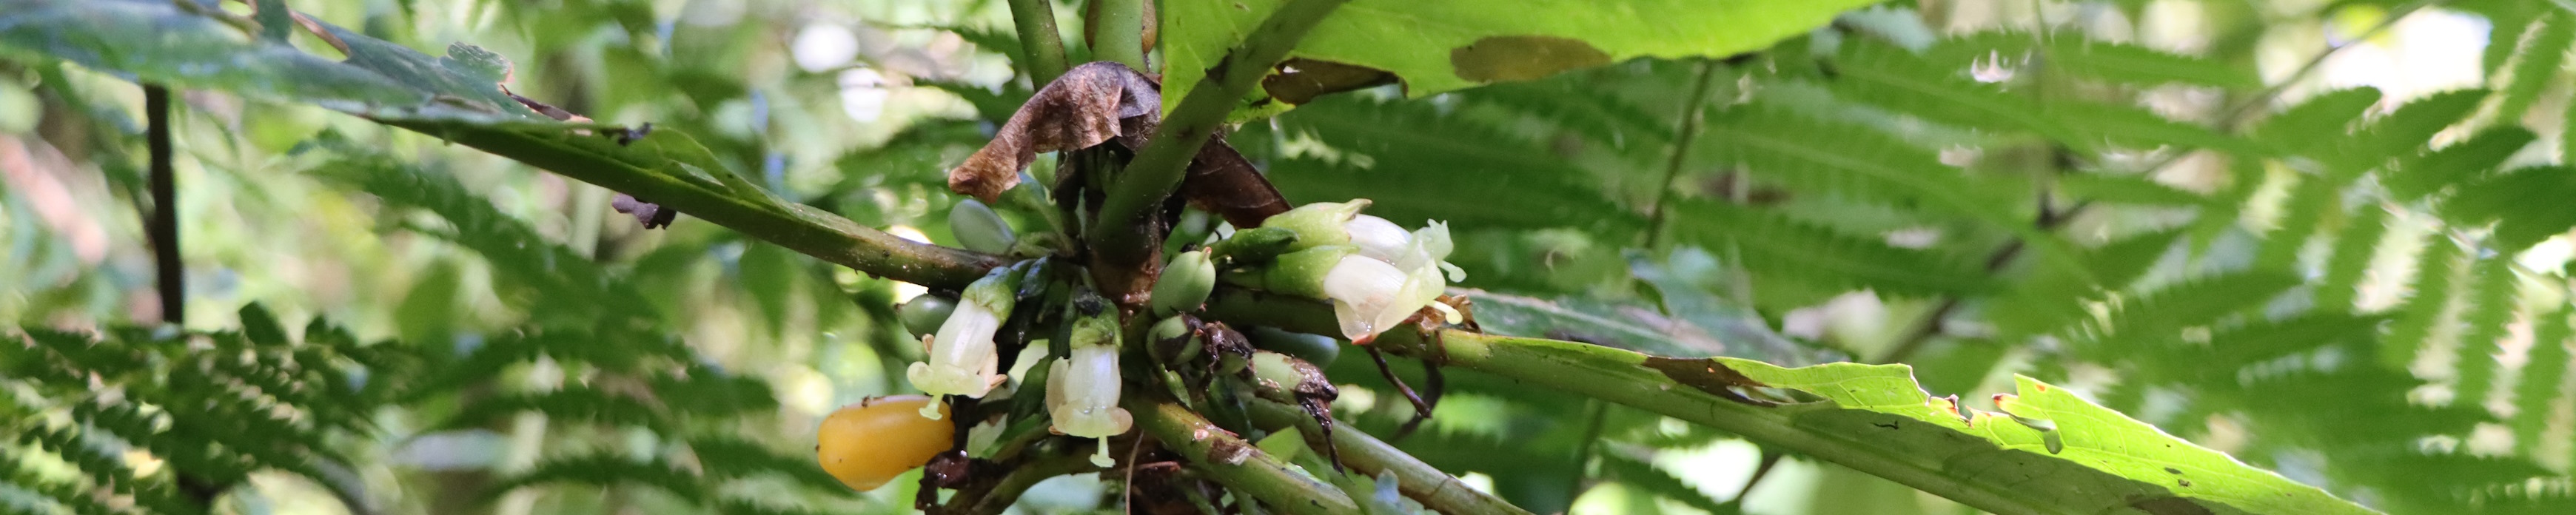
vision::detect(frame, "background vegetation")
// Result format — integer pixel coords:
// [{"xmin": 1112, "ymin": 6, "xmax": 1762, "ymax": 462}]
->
[{"xmin": 7, "ymin": 0, "xmax": 2576, "ymax": 514}]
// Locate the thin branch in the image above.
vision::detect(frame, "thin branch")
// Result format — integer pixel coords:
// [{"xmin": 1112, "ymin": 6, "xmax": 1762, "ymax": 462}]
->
[
  {"xmin": 1562, "ymin": 400, "xmax": 1609, "ymax": 502},
  {"xmin": 1643, "ymin": 60, "xmax": 1723, "ymax": 249},
  {"xmin": 144, "ymin": 84, "xmax": 181, "ymax": 324},
  {"xmin": 1126, "ymin": 396, "xmax": 1361, "ymax": 515},
  {"xmin": 1244, "ymin": 400, "xmax": 1534, "ymax": 515},
  {"xmin": 383, "ymin": 121, "xmax": 1010, "ymax": 289},
  {"xmin": 965, "ymin": 454, "xmax": 1101, "ymax": 515},
  {"xmin": 1007, "ymin": 0, "xmax": 1070, "ymax": 84},
  {"xmin": 1088, "ymin": 0, "xmax": 1350, "ymax": 277}
]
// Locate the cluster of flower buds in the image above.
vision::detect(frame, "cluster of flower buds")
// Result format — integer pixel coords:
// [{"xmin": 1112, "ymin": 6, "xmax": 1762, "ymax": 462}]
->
[
  {"xmin": 905, "ymin": 267, "xmax": 1020, "ymax": 420},
  {"xmin": 1049, "ymin": 303, "xmax": 1132, "ymax": 467},
  {"xmin": 1241, "ymin": 200, "xmax": 1464, "ymax": 342}
]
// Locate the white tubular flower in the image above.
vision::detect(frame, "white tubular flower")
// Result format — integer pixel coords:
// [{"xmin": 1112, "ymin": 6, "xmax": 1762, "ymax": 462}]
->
[
  {"xmin": 1047, "ymin": 316, "xmax": 1131, "ymax": 467},
  {"xmin": 1252, "ymin": 201, "xmax": 1468, "ymax": 342},
  {"xmin": 905, "ymin": 269, "xmax": 1019, "ymax": 419},
  {"xmin": 1343, "ymin": 214, "xmax": 1411, "ymax": 263}
]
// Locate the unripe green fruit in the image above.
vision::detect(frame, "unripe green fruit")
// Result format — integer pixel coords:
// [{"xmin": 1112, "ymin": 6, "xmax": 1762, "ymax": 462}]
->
[
  {"xmin": 1248, "ymin": 326, "xmax": 1338, "ymax": 367},
  {"xmin": 1152, "ymin": 250, "xmax": 1216, "ymax": 316},
  {"xmin": 896, "ymin": 295, "xmax": 957, "ymax": 337},
  {"xmin": 948, "ymin": 199, "xmax": 1017, "ymax": 254}
]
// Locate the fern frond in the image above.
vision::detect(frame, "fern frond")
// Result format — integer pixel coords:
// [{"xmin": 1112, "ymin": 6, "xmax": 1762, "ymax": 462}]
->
[
  {"xmin": 2057, "ymin": 172, "xmax": 2208, "ymax": 208},
  {"xmin": 2074, "ymin": 270, "xmax": 2301, "ymax": 357},
  {"xmin": 483, "ymin": 454, "xmax": 709, "ymax": 505},
  {"xmin": 2253, "ymin": 176, "xmax": 2333, "ymax": 272},
  {"xmin": 2449, "ymin": 258, "xmax": 2523, "ymax": 408},
  {"xmin": 2249, "ymin": 88, "xmax": 2380, "ymax": 157},
  {"xmin": 434, "ymin": 387, "xmax": 673, "ymax": 434},
  {"xmin": 2511, "ymin": 308, "xmax": 2569, "ymax": 455},
  {"xmin": 2383, "ymin": 238, "xmax": 2467, "ymax": 368},
  {"xmin": 1697, "ymin": 104, "xmax": 2025, "ymax": 226},
  {"xmin": 2386, "ymin": 127, "xmax": 2533, "ymax": 202},
  {"xmin": 2049, "ymin": 99, "xmax": 2261, "ymax": 155},
  {"xmin": 1928, "ymin": 32, "xmax": 2259, "ymax": 89},
  {"xmin": 313, "ymin": 156, "xmax": 656, "ymax": 325},
  {"xmin": 1828, "ymin": 38, "xmax": 2067, "ymax": 143},
  {"xmin": 2315, "ymin": 205, "xmax": 2391, "ymax": 312},
  {"xmin": 2489, "ymin": 12, "xmax": 2573, "ymax": 127},
  {"xmin": 685, "ymin": 437, "xmax": 853, "ymax": 496},
  {"xmin": 2443, "ymin": 166, "xmax": 2576, "ymax": 251},
  {"xmin": 1666, "ymin": 201, "xmax": 1992, "ymax": 296},
  {"xmin": 1597, "ymin": 453, "xmax": 1734, "ymax": 514}
]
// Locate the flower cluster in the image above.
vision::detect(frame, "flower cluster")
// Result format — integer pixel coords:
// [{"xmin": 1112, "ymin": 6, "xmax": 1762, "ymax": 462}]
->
[{"xmin": 1255, "ymin": 200, "xmax": 1465, "ymax": 342}]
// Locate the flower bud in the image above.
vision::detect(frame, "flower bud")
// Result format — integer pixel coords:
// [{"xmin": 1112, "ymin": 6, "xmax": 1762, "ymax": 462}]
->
[
  {"xmin": 895, "ymin": 295, "xmax": 956, "ymax": 338},
  {"xmin": 1259, "ymin": 200, "xmax": 1370, "ymax": 249},
  {"xmin": 1247, "ymin": 326, "xmax": 1338, "ymax": 367},
  {"xmin": 905, "ymin": 268, "xmax": 1021, "ymax": 418},
  {"xmin": 1151, "ymin": 249, "xmax": 1216, "ymax": 316},
  {"xmin": 1047, "ymin": 312, "xmax": 1131, "ymax": 467},
  {"xmin": 1208, "ymin": 226, "xmax": 1301, "ymax": 265},
  {"xmin": 948, "ymin": 199, "xmax": 1016, "ymax": 254}
]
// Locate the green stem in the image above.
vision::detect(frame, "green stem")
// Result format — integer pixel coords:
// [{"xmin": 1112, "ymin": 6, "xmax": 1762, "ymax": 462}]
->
[
  {"xmin": 1203, "ymin": 290, "xmax": 2059, "ymax": 515},
  {"xmin": 1127, "ymin": 397, "xmax": 1361, "ymax": 515},
  {"xmin": 1244, "ymin": 400, "xmax": 1534, "ymax": 515},
  {"xmin": 965, "ymin": 454, "xmax": 1101, "ymax": 515},
  {"xmin": 386, "ymin": 122, "xmax": 1009, "ymax": 289},
  {"xmin": 1641, "ymin": 60, "xmax": 1721, "ymax": 249},
  {"xmin": 1089, "ymin": 0, "xmax": 1349, "ymax": 274},
  {"xmin": 1091, "ymin": 0, "xmax": 1148, "ymax": 70},
  {"xmin": 1007, "ymin": 0, "xmax": 1071, "ymax": 84}
]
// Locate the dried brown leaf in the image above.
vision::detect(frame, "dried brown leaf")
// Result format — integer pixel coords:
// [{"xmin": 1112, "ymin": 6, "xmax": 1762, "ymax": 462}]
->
[{"xmin": 949, "ymin": 61, "xmax": 1161, "ymax": 202}]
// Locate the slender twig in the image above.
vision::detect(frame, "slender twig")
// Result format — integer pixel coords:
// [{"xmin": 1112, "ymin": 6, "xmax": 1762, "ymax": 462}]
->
[
  {"xmin": 1006, "ymin": 0, "xmax": 1070, "ymax": 84},
  {"xmin": 1642, "ymin": 60, "xmax": 1723, "ymax": 249},
  {"xmin": 1244, "ymin": 400, "xmax": 1535, "ymax": 515},
  {"xmin": 1090, "ymin": 0, "xmax": 1148, "ymax": 70},
  {"xmin": 1731, "ymin": 451, "xmax": 1782, "ymax": 501},
  {"xmin": 1126, "ymin": 396, "xmax": 1360, "ymax": 515},
  {"xmin": 144, "ymin": 84, "xmax": 181, "ymax": 324},
  {"xmin": 965, "ymin": 454, "xmax": 1104, "ymax": 515},
  {"xmin": 1088, "ymin": 0, "xmax": 1350, "ymax": 275}
]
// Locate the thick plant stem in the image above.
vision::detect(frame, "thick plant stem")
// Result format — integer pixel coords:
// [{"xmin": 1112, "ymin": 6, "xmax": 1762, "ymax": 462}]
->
[
  {"xmin": 1245, "ymin": 400, "xmax": 1534, "ymax": 515},
  {"xmin": 1090, "ymin": 0, "xmax": 1148, "ymax": 70},
  {"xmin": 1089, "ymin": 0, "xmax": 1349, "ymax": 280},
  {"xmin": 1203, "ymin": 289, "xmax": 2056, "ymax": 515},
  {"xmin": 1007, "ymin": 0, "xmax": 1070, "ymax": 84},
  {"xmin": 1126, "ymin": 397, "xmax": 1360, "ymax": 515},
  {"xmin": 387, "ymin": 122, "xmax": 1009, "ymax": 289}
]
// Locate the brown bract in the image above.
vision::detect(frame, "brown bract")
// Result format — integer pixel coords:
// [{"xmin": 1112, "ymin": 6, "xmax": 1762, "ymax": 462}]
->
[{"xmin": 947, "ymin": 61, "xmax": 1162, "ymax": 203}]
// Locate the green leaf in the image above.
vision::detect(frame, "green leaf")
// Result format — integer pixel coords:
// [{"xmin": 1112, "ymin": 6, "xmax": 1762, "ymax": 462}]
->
[
  {"xmin": 2050, "ymin": 99, "xmax": 2264, "ymax": 155},
  {"xmin": 1710, "ymin": 358, "xmax": 2374, "ymax": 514},
  {"xmin": 2250, "ymin": 88, "xmax": 2381, "ymax": 157},
  {"xmin": 2315, "ymin": 204, "xmax": 2389, "ymax": 312},
  {"xmin": 1597, "ymin": 454, "xmax": 1737, "ymax": 515},
  {"xmin": 1698, "ymin": 105, "xmax": 2026, "ymax": 225},
  {"xmin": 2449, "ymin": 258, "xmax": 2521, "ymax": 406},
  {"xmin": 2443, "ymin": 166, "xmax": 2576, "ymax": 251},
  {"xmin": 2057, "ymin": 173, "xmax": 2207, "ymax": 207},
  {"xmin": 1827, "ymin": 38, "xmax": 2067, "ymax": 142},
  {"xmin": 2513, "ymin": 309, "xmax": 2571, "ymax": 455},
  {"xmin": 2386, "ymin": 127, "xmax": 2533, "ymax": 202},
  {"xmin": 1160, "ymin": 0, "xmax": 1881, "ymax": 111},
  {"xmin": 2384, "ymin": 240, "xmax": 2468, "ymax": 368},
  {"xmin": 1667, "ymin": 201, "xmax": 1993, "ymax": 297},
  {"xmin": 2489, "ymin": 12, "xmax": 2572, "ymax": 127},
  {"xmin": 2078, "ymin": 271, "xmax": 2302, "ymax": 357},
  {"xmin": 1928, "ymin": 32, "xmax": 2260, "ymax": 89},
  {"xmin": 0, "ymin": 0, "xmax": 423, "ymax": 107}
]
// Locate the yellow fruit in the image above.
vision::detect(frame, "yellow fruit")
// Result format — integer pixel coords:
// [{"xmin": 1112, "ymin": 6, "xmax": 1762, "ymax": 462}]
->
[{"xmin": 816, "ymin": 395, "xmax": 953, "ymax": 491}]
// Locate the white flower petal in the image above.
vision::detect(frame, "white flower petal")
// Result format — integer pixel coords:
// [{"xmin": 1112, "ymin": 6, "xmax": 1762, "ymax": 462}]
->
[{"xmin": 1344, "ymin": 215, "xmax": 1412, "ymax": 263}]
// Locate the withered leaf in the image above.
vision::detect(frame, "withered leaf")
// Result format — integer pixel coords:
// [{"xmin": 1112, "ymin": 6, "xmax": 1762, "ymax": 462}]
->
[
  {"xmin": 1640, "ymin": 357, "xmax": 1780, "ymax": 407},
  {"xmin": 1181, "ymin": 138, "xmax": 1289, "ymax": 228},
  {"xmin": 949, "ymin": 61, "xmax": 1161, "ymax": 202}
]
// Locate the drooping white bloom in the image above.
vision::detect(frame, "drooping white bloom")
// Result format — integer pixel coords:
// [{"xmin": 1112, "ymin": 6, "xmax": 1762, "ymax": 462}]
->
[
  {"xmin": 1256, "ymin": 200, "xmax": 1466, "ymax": 342},
  {"xmin": 1047, "ymin": 316, "xmax": 1131, "ymax": 467},
  {"xmin": 906, "ymin": 269, "xmax": 1019, "ymax": 419}
]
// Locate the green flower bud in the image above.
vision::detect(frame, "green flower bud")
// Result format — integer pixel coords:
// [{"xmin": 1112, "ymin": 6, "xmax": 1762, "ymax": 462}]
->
[
  {"xmin": 1151, "ymin": 250, "xmax": 1216, "ymax": 316},
  {"xmin": 1259, "ymin": 200, "xmax": 1370, "ymax": 250},
  {"xmin": 1238, "ymin": 245, "xmax": 1357, "ymax": 299},
  {"xmin": 1208, "ymin": 226, "xmax": 1301, "ymax": 266},
  {"xmin": 895, "ymin": 295, "xmax": 957, "ymax": 338},
  {"xmin": 948, "ymin": 199, "xmax": 1017, "ymax": 254}
]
